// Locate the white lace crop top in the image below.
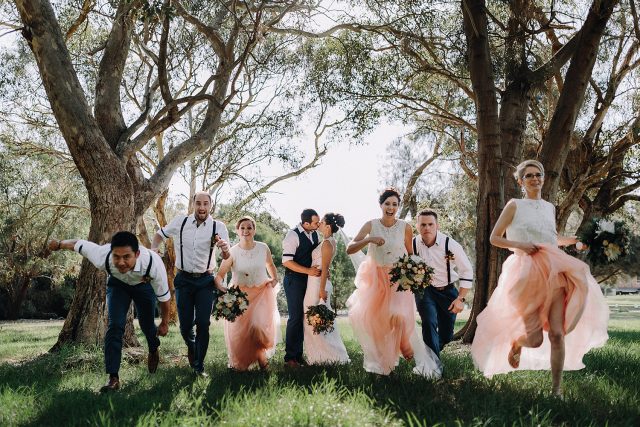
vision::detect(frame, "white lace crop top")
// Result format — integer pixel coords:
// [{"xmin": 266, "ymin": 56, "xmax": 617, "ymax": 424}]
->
[
  {"xmin": 367, "ymin": 219, "xmax": 408, "ymax": 266},
  {"xmin": 229, "ymin": 241, "xmax": 270, "ymax": 286},
  {"xmin": 505, "ymin": 199, "xmax": 558, "ymax": 247}
]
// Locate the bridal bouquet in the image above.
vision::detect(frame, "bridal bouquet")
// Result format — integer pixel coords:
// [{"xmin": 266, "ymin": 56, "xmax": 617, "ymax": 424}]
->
[
  {"xmin": 577, "ymin": 218, "xmax": 630, "ymax": 266},
  {"xmin": 389, "ymin": 254, "xmax": 435, "ymax": 295},
  {"xmin": 213, "ymin": 286, "xmax": 249, "ymax": 322},
  {"xmin": 305, "ymin": 302, "xmax": 336, "ymax": 335}
]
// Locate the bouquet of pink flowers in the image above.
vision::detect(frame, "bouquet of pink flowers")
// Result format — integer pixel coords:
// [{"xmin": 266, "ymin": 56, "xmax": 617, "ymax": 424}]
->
[
  {"xmin": 389, "ymin": 254, "xmax": 435, "ymax": 295},
  {"xmin": 213, "ymin": 286, "xmax": 249, "ymax": 322},
  {"xmin": 305, "ymin": 302, "xmax": 336, "ymax": 335}
]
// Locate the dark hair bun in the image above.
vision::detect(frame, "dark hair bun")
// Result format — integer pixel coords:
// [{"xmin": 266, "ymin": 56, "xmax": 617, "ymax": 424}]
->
[
  {"xmin": 323, "ymin": 212, "xmax": 345, "ymax": 233},
  {"xmin": 378, "ymin": 187, "xmax": 401, "ymax": 205}
]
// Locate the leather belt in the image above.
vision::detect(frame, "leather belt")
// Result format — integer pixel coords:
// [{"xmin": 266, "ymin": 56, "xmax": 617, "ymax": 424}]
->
[
  {"xmin": 177, "ymin": 269, "xmax": 211, "ymax": 278},
  {"xmin": 432, "ymin": 283, "xmax": 454, "ymax": 292}
]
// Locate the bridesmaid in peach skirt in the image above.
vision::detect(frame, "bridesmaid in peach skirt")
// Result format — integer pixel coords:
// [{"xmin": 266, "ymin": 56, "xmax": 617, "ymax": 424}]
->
[
  {"xmin": 215, "ymin": 216, "xmax": 280, "ymax": 371},
  {"xmin": 347, "ymin": 188, "xmax": 441, "ymax": 378},
  {"xmin": 471, "ymin": 160, "xmax": 609, "ymax": 396}
]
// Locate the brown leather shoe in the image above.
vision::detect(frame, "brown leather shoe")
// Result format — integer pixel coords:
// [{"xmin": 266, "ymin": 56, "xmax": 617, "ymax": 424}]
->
[
  {"xmin": 148, "ymin": 349, "xmax": 159, "ymax": 373},
  {"xmin": 187, "ymin": 347, "xmax": 195, "ymax": 368},
  {"xmin": 284, "ymin": 360, "xmax": 300, "ymax": 368},
  {"xmin": 99, "ymin": 376, "xmax": 120, "ymax": 393}
]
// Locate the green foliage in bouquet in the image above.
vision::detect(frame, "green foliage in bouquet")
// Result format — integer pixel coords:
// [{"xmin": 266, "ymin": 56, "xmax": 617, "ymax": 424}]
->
[
  {"xmin": 389, "ymin": 254, "xmax": 435, "ymax": 296},
  {"xmin": 213, "ymin": 287, "xmax": 249, "ymax": 322},
  {"xmin": 578, "ymin": 218, "xmax": 630, "ymax": 267},
  {"xmin": 305, "ymin": 303, "xmax": 337, "ymax": 335}
]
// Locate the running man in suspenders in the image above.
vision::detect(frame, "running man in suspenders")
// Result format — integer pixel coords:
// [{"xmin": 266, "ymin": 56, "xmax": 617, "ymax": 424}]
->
[
  {"xmin": 151, "ymin": 191, "xmax": 230, "ymax": 376},
  {"xmin": 412, "ymin": 209, "xmax": 473, "ymax": 358},
  {"xmin": 48, "ymin": 231, "xmax": 171, "ymax": 392}
]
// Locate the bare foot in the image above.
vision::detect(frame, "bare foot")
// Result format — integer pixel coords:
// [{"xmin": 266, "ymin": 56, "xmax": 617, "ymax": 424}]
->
[{"xmin": 508, "ymin": 342, "xmax": 521, "ymax": 368}]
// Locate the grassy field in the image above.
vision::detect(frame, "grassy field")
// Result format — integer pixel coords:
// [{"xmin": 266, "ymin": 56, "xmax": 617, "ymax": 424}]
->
[{"xmin": 0, "ymin": 296, "xmax": 639, "ymax": 426}]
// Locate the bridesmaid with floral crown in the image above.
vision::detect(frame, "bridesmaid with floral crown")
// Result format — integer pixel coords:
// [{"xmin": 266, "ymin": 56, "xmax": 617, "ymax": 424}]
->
[{"xmin": 471, "ymin": 160, "xmax": 609, "ymax": 396}]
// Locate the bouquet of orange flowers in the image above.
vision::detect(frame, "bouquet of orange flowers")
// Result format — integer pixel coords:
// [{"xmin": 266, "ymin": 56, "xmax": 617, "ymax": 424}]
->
[{"xmin": 305, "ymin": 302, "xmax": 336, "ymax": 335}]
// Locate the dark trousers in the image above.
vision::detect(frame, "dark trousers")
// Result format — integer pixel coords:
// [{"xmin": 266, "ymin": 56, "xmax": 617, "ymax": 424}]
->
[
  {"xmin": 175, "ymin": 272, "xmax": 216, "ymax": 372},
  {"xmin": 105, "ymin": 277, "xmax": 159, "ymax": 375},
  {"xmin": 283, "ymin": 273, "xmax": 307, "ymax": 362},
  {"xmin": 415, "ymin": 285, "xmax": 459, "ymax": 357}
]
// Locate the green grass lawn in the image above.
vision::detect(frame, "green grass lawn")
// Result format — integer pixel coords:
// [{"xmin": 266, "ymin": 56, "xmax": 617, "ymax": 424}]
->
[{"xmin": 0, "ymin": 300, "xmax": 639, "ymax": 427}]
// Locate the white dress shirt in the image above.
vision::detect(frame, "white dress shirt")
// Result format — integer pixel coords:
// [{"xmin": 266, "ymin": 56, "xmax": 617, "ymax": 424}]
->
[
  {"xmin": 282, "ymin": 224, "xmax": 317, "ymax": 263},
  {"xmin": 414, "ymin": 232, "xmax": 473, "ymax": 289},
  {"xmin": 159, "ymin": 214, "xmax": 230, "ymax": 273},
  {"xmin": 74, "ymin": 240, "xmax": 170, "ymax": 302}
]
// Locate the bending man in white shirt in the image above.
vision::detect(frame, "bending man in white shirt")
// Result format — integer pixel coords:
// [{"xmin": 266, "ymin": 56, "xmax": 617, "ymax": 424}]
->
[
  {"xmin": 151, "ymin": 191, "xmax": 230, "ymax": 376},
  {"xmin": 48, "ymin": 231, "xmax": 170, "ymax": 392},
  {"xmin": 412, "ymin": 209, "xmax": 473, "ymax": 357}
]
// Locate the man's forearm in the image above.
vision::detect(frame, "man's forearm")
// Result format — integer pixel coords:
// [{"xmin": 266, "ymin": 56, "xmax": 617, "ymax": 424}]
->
[
  {"xmin": 150, "ymin": 233, "xmax": 164, "ymax": 250},
  {"xmin": 159, "ymin": 300, "xmax": 171, "ymax": 323},
  {"xmin": 282, "ymin": 260, "xmax": 309, "ymax": 274}
]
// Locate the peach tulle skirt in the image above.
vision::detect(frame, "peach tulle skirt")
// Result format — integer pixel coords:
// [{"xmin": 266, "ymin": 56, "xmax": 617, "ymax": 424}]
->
[
  {"xmin": 471, "ymin": 245, "xmax": 609, "ymax": 377},
  {"xmin": 347, "ymin": 257, "xmax": 442, "ymax": 377},
  {"xmin": 224, "ymin": 284, "xmax": 280, "ymax": 370}
]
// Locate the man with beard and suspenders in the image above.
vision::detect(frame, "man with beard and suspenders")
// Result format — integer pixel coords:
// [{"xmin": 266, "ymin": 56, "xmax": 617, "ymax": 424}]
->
[{"xmin": 152, "ymin": 191, "xmax": 230, "ymax": 376}]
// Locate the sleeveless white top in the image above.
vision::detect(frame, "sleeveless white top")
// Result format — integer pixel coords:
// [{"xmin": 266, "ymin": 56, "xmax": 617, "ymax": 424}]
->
[
  {"xmin": 367, "ymin": 219, "xmax": 408, "ymax": 266},
  {"xmin": 311, "ymin": 236, "xmax": 336, "ymax": 267},
  {"xmin": 229, "ymin": 241, "xmax": 270, "ymax": 286},
  {"xmin": 505, "ymin": 199, "xmax": 557, "ymax": 247}
]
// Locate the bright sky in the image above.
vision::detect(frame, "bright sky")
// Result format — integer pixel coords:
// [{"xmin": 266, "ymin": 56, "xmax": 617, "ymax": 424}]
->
[{"xmin": 168, "ymin": 122, "xmax": 404, "ymax": 237}]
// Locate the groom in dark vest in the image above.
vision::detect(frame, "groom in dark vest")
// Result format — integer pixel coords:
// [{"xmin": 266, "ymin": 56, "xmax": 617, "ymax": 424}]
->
[{"xmin": 282, "ymin": 208, "xmax": 321, "ymax": 367}]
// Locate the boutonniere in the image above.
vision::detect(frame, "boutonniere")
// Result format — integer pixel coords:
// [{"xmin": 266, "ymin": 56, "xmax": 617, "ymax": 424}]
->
[{"xmin": 444, "ymin": 251, "xmax": 455, "ymax": 261}]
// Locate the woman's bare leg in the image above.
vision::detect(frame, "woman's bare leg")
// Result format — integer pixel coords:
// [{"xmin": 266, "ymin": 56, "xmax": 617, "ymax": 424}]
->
[{"xmin": 548, "ymin": 287, "xmax": 567, "ymax": 395}]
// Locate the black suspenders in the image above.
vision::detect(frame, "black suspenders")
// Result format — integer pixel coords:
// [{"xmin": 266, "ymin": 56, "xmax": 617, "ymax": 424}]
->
[
  {"xmin": 206, "ymin": 221, "xmax": 217, "ymax": 271},
  {"xmin": 413, "ymin": 236, "xmax": 452, "ymax": 285},
  {"xmin": 445, "ymin": 236, "xmax": 451, "ymax": 285},
  {"xmin": 179, "ymin": 216, "xmax": 217, "ymax": 272},
  {"xmin": 179, "ymin": 216, "xmax": 189, "ymax": 271}
]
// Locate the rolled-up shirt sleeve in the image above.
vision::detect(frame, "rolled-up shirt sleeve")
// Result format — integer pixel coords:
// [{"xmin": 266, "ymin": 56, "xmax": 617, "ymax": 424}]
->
[
  {"xmin": 282, "ymin": 230, "xmax": 299, "ymax": 263},
  {"xmin": 451, "ymin": 240, "xmax": 473, "ymax": 289},
  {"xmin": 74, "ymin": 240, "xmax": 110, "ymax": 271},
  {"xmin": 149, "ymin": 251, "xmax": 171, "ymax": 302},
  {"xmin": 216, "ymin": 221, "xmax": 230, "ymax": 243},
  {"xmin": 158, "ymin": 215, "xmax": 185, "ymax": 240}
]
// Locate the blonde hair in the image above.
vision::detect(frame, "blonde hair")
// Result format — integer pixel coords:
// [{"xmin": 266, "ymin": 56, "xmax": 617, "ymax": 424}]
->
[
  {"xmin": 513, "ymin": 159, "xmax": 544, "ymax": 180},
  {"xmin": 235, "ymin": 216, "xmax": 256, "ymax": 229}
]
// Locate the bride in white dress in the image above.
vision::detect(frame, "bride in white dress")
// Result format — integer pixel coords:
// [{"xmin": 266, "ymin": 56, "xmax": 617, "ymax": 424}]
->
[{"xmin": 303, "ymin": 213, "xmax": 350, "ymax": 365}]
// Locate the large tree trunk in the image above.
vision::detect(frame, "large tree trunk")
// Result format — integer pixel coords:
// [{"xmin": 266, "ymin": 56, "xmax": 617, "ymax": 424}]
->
[{"xmin": 459, "ymin": 0, "xmax": 504, "ymax": 343}]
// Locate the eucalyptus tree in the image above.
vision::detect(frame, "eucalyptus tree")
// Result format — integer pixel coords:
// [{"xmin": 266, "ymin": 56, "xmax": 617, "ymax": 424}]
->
[{"xmin": 5, "ymin": 0, "xmax": 332, "ymax": 347}]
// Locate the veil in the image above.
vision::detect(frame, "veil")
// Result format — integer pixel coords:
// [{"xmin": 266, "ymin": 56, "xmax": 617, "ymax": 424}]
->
[{"xmin": 336, "ymin": 227, "xmax": 365, "ymax": 270}]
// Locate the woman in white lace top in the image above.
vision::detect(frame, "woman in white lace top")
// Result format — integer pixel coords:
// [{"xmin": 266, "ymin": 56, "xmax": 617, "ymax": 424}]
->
[{"xmin": 471, "ymin": 160, "xmax": 609, "ymax": 396}]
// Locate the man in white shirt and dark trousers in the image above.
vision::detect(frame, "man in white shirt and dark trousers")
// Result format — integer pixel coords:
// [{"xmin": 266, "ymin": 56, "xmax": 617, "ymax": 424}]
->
[
  {"xmin": 413, "ymin": 210, "xmax": 473, "ymax": 357},
  {"xmin": 151, "ymin": 191, "xmax": 230, "ymax": 376},
  {"xmin": 48, "ymin": 231, "xmax": 171, "ymax": 392},
  {"xmin": 281, "ymin": 208, "xmax": 321, "ymax": 367}
]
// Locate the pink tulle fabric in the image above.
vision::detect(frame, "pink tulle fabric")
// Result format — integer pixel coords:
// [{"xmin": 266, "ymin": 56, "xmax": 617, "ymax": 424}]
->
[
  {"xmin": 348, "ymin": 257, "xmax": 417, "ymax": 375},
  {"xmin": 224, "ymin": 284, "xmax": 279, "ymax": 371},
  {"xmin": 471, "ymin": 244, "xmax": 609, "ymax": 376}
]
